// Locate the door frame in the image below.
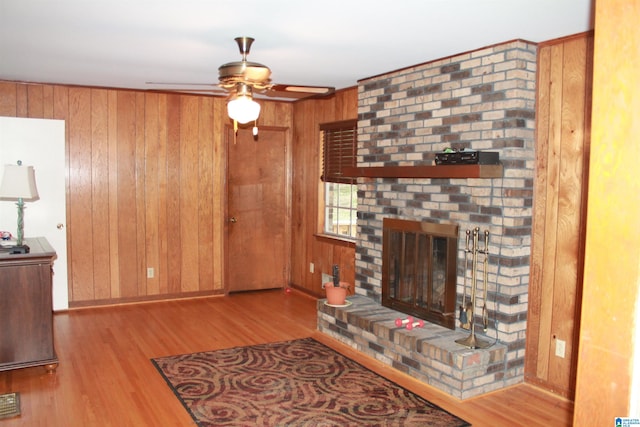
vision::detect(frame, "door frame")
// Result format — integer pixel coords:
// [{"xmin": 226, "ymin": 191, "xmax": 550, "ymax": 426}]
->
[{"xmin": 223, "ymin": 124, "xmax": 293, "ymax": 294}]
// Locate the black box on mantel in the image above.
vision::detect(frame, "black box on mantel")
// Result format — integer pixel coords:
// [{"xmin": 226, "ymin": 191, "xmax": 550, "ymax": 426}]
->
[{"xmin": 435, "ymin": 150, "xmax": 500, "ymax": 165}]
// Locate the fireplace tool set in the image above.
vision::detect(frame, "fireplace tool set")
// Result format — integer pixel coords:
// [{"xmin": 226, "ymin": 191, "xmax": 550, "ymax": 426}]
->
[{"xmin": 456, "ymin": 227, "xmax": 492, "ymax": 349}]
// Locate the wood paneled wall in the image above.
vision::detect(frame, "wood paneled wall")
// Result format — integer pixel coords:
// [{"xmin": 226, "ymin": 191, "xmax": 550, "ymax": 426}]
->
[
  {"xmin": 0, "ymin": 81, "xmax": 292, "ymax": 306},
  {"xmin": 290, "ymin": 87, "xmax": 358, "ymax": 296},
  {"xmin": 526, "ymin": 32, "xmax": 593, "ymax": 399}
]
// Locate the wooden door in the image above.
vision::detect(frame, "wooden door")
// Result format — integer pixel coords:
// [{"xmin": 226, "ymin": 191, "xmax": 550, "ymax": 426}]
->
[
  {"xmin": 226, "ymin": 126, "xmax": 290, "ymax": 292},
  {"xmin": 525, "ymin": 32, "xmax": 593, "ymax": 399}
]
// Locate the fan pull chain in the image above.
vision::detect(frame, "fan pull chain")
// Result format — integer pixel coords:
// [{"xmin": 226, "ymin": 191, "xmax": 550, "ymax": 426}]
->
[{"xmin": 233, "ymin": 120, "xmax": 238, "ymax": 144}]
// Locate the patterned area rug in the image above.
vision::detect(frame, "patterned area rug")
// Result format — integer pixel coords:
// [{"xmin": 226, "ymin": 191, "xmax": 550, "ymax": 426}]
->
[{"xmin": 152, "ymin": 337, "xmax": 471, "ymax": 427}]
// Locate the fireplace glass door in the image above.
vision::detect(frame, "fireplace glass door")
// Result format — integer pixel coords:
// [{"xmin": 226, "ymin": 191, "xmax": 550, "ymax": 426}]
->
[{"xmin": 383, "ymin": 218, "xmax": 458, "ymax": 329}]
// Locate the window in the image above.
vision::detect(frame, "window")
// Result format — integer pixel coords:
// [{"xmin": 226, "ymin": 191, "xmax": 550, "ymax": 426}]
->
[{"xmin": 320, "ymin": 120, "xmax": 358, "ymax": 239}]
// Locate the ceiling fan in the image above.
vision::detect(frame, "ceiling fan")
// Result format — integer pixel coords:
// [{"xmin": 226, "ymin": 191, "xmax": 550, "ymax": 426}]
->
[{"xmin": 147, "ymin": 37, "xmax": 335, "ymax": 128}]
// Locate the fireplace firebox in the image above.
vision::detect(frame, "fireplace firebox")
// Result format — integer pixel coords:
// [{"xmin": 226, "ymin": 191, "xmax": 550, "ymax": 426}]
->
[{"xmin": 382, "ymin": 218, "xmax": 459, "ymax": 330}]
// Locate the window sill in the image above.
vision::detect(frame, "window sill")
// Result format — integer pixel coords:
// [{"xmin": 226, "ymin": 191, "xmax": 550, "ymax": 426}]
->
[{"xmin": 314, "ymin": 233, "xmax": 356, "ymax": 248}]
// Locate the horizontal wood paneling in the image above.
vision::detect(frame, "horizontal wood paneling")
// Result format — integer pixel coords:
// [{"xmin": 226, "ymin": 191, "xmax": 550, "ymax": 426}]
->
[
  {"xmin": 0, "ymin": 81, "xmax": 292, "ymax": 306},
  {"xmin": 291, "ymin": 88, "xmax": 358, "ymax": 296}
]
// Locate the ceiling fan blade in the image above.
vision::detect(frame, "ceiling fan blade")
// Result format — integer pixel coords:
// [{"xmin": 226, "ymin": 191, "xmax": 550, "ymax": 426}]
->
[
  {"xmin": 145, "ymin": 81, "xmax": 219, "ymax": 86},
  {"xmin": 266, "ymin": 84, "xmax": 335, "ymax": 99},
  {"xmin": 149, "ymin": 88, "xmax": 227, "ymax": 93},
  {"xmin": 273, "ymin": 84, "xmax": 334, "ymax": 94},
  {"xmin": 145, "ymin": 81, "xmax": 228, "ymax": 96},
  {"xmin": 145, "ymin": 87, "xmax": 228, "ymax": 97}
]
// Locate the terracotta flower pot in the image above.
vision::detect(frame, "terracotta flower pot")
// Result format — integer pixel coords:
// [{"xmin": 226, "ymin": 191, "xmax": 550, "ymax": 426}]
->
[{"xmin": 324, "ymin": 282, "xmax": 350, "ymax": 305}]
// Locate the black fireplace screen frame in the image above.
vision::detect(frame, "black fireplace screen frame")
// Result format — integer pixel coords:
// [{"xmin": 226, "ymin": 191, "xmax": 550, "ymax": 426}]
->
[{"xmin": 382, "ymin": 218, "xmax": 458, "ymax": 330}]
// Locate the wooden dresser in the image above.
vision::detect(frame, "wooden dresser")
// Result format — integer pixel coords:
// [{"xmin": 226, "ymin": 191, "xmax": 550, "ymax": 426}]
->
[{"xmin": 0, "ymin": 237, "xmax": 58, "ymax": 372}]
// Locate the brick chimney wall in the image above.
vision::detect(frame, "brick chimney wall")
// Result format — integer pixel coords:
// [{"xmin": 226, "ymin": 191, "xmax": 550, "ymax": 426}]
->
[{"xmin": 354, "ymin": 40, "xmax": 537, "ymax": 379}]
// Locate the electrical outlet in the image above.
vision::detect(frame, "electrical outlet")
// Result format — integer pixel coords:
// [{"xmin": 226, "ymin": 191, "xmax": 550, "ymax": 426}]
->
[
  {"xmin": 309, "ymin": 263, "xmax": 314, "ymax": 273},
  {"xmin": 555, "ymin": 339, "xmax": 566, "ymax": 358},
  {"xmin": 147, "ymin": 267, "xmax": 154, "ymax": 279}
]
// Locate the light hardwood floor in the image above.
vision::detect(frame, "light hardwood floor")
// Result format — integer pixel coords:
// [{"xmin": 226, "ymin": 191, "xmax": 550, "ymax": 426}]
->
[{"xmin": 0, "ymin": 290, "xmax": 573, "ymax": 426}]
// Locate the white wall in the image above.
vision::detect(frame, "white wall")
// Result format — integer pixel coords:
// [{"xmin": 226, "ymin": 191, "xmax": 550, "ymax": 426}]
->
[{"xmin": 0, "ymin": 117, "xmax": 68, "ymax": 310}]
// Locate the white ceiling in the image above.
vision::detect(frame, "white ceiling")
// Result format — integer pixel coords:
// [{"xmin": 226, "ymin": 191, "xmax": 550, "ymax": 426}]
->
[{"xmin": 0, "ymin": 0, "xmax": 593, "ymax": 99}]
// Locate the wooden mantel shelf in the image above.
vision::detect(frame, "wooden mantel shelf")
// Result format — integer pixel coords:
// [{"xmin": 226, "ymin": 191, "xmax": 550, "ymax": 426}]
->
[{"xmin": 342, "ymin": 164, "xmax": 503, "ymax": 179}]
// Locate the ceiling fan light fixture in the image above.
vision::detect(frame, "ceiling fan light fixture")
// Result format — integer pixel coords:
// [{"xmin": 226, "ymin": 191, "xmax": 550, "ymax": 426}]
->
[{"xmin": 227, "ymin": 95, "xmax": 261, "ymax": 124}]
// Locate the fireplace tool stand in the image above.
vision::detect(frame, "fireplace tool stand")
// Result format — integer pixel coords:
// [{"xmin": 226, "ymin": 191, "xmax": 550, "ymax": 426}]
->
[{"xmin": 456, "ymin": 227, "xmax": 491, "ymax": 349}]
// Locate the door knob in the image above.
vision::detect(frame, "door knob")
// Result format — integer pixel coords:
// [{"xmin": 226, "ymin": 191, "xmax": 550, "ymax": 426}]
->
[{"xmin": 229, "ymin": 217, "xmax": 237, "ymax": 223}]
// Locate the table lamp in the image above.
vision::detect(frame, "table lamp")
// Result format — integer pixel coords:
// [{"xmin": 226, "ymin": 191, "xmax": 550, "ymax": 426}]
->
[{"xmin": 0, "ymin": 161, "xmax": 39, "ymax": 252}]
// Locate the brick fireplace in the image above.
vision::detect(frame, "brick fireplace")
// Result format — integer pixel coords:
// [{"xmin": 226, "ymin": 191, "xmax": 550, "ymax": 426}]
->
[{"xmin": 318, "ymin": 39, "xmax": 537, "ymax": 399}]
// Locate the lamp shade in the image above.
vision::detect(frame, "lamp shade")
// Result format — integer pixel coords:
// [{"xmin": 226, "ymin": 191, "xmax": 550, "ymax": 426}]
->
[
  {"xmin": 0, "ymin": 164, "xmax": 39, "ymax": 201},
  {"xmin": 227, "ymin": 96, "xmax": 261, "ymax": 124}
]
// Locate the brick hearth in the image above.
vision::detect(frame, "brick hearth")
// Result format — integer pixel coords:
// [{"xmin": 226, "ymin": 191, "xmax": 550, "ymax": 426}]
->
[{"xmin": 318, "ymin": 296, "xmax": 509, "ymax": 399}]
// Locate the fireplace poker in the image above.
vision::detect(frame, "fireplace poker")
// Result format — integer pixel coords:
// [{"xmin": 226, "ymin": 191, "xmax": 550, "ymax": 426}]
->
[
  {"xmin": 459, "ymin": 229, "xmax": 471, "ymax": 327},
  {"xmin": 482, "ymin": 230, "xmax": 489, "ymax": 331},
  {"xmin": 469, "ymin": 227, "xmax": 479, "ymax": 330}
]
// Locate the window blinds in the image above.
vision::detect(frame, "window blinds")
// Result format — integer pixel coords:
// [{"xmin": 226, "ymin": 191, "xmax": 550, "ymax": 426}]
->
[{"xmin": 321, "ymin": 119, "xmax": 357, "ymax": 185}]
